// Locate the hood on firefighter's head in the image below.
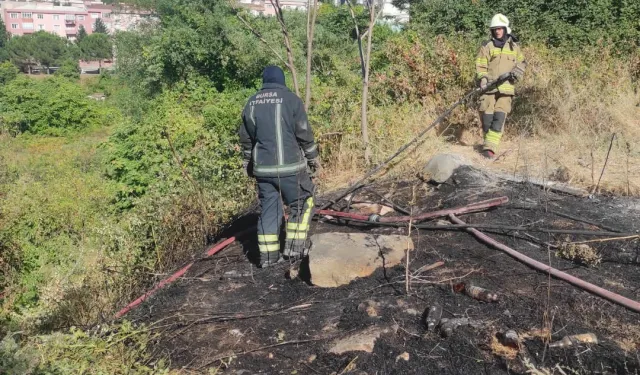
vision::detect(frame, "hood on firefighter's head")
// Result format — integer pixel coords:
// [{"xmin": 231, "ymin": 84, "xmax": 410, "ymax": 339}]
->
[{"xmin": 262, "ymin": 66, "xmax": 286, "ymax": 86}]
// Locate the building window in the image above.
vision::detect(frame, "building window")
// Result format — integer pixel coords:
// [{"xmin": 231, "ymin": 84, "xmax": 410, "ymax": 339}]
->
[
  {"xmin": 90, "ymin": 13, "xmax": 99, "ymax": 19},
  {"xmin": 11, "ymin": 24, "xmax": 18, "ymax": 29},
  {"xmin": 65, "ymin": 15, "xmax": 75, "ymax": 21},
  {"xmin": 53, "ymin": 15, "xmax": 60, "ymax": 20},
  {"xmin": 37, "ymin": 14, "xmax": 44, "ymax": 19},
  {"xmin": 22, "ymin": 12, "xmax": 32, "ymax": 19},
  {"xmin": 38, "ymin": 24, "xmax": 45, "ymax": 30},
  {"xmin": 22, "ymin": 23, "xmax": 34, "ymax": 30},
  {"xmin": 10, "ymin": 13, "xmax": 19, "ymax": 19},
  {"xmin": 102, "ymin": 12, "xmax": 111, "ymax": 18},
  {"xmin": 78, "ymin": 15, "xmax": 85, "ymax": 21},
  {"xmin": 54, "ymin": 25, "xmax": 61, "ymax": 31}
]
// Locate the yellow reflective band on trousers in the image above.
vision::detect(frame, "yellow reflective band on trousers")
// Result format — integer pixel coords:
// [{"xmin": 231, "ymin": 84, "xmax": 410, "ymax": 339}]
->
[
  {"xmin": 286, "ymin": 230, "xmax": 307, "ymax": 240},
  {"xmin": 483, "ymin": 129, "xmax": 503, "ymax": 151},
  {"xmin": 259, "ymin": 243, "xmax": 280, "ymax": 253},
  {"xmin": 285, "ymin": 197, "xmax": 314, "ymax": 242},
  {"xmin": 258, "ymin": 234, "xmax": 279, "ymax": 253},
  {"xmin": 258, "ymin": 234, "xmax": 279, "ymax": 243}
]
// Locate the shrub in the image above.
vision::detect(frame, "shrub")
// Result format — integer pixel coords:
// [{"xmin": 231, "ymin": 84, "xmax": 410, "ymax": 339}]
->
[
  {"xmin": 0, "ymin": 62, "xmax": 19, "ymax": 84},
  {"xmin": 55, "ymin": 59, "xmax": 81, "ymax": 80},
  {"xmin": 0, "ymin": 76, "xmax": 107, "ymax": 136}
]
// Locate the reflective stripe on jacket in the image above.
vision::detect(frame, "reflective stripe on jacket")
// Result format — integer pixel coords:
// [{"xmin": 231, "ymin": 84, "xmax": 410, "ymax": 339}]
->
[
  {"xmin": 475, "ymin": 37, "xmax": 526, "ymax": 96},
  {"xmin": 239, "ymin": 83, "xmax": 318, "ymax": 178}
]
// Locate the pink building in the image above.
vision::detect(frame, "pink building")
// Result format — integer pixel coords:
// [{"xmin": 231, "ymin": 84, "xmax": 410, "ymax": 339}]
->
[
  {"xmin": 4, "ymin": 3, "xmax": 94, "ymax": 38},
  {"xmin": 2, "ymin": 1, "xmax": 148, "ymax": 40}
]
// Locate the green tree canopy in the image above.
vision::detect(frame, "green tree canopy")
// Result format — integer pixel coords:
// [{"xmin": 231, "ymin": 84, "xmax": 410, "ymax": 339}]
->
[
  {"xmin": 0, "ymin": 18, "xmax": 11, "ymax": 49},
  {"xmin": 31, "ymin": 31, "xmax": 71, "ymax": 69},
  {"xmin": 6, "ymin": 31, "xmax": 72, "ymax": 72},
  {"xmin": 55, "ymin": 59, "xmax": 81, "ymax": 79},
  {"xmin": 77, "ymin": 25, "xmax": 88, "ymax": 43},
  {"xmin": 93, "ymin": 18, "xmax": 109, "ymax": 34},
  {"xmin": 79, "ymin": 33, "xmax": 113, "ymax": 62},
  {"xmin": 0, "ymin": 61, "xmax": 19, "ymax": 84}
]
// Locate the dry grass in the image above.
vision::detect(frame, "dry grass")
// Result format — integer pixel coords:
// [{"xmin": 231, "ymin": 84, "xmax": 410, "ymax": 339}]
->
[
  {"xmin": 520, "ymin": 327, "xmax": 552, "ymax": 341},
  {"xmin": 591, "ymin": 316, "xmax": 640, "ymax": 353},
  {"xmin": 556, "ymin": 243, "xmax": 602, "ymax": 267},
  {"xmin": 489, "ymin": 333, "xmax": 519, "ymax": 360},
  {"xmin": 320, "ymin": 44, "xmax": 640, "ymax": 197}
]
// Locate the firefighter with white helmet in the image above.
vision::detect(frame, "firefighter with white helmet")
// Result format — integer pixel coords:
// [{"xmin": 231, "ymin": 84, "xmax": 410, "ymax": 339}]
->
[{"xmin": 475, "ymin": 14, "xmax": 527, "ymax": 158}]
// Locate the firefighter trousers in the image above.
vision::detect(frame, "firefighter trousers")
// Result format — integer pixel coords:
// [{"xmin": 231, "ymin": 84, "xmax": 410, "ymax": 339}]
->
[
  {"xmin": 256, "ymin": 172, "xmax": 315, "ymax": 262},
  {"xmin": 479, "ymin": 93, "xmax": 512, "ymax": 152}
]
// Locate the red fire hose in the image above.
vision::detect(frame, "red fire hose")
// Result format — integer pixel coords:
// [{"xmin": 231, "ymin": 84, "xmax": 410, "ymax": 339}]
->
[
  {"xmin": 317, "ymin": 196, "xmax": 508, "ymax": 223},
  {"xmin": 449, "ymin": 214, "xmax": 640, "ymax": 313},
  {"xmin": 114, "ymin": 197, "xmax": 508, "ymax": 319},
  {"xmin": 114, "ymin": 230, "xmax": 251, "ymax": 319}
]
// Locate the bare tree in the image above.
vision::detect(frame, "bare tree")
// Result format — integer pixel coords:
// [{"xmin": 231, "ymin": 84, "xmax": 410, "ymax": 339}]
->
[
  {"xmin": 305, "ymin": 0, "xmax": 318, "ymax": 111},
  {"xmin": 269, "ymin": 0, "xmax": 301, "ymax": 97},
  {"xmin": 347, "ymin": 0, "xmax": 382, "ymax": 165}
]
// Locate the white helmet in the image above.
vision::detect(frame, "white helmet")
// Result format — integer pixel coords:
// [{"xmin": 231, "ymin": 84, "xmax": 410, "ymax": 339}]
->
[{"xmin": 490, "ymin": 13, "xmax": 511, "ymax": 35}]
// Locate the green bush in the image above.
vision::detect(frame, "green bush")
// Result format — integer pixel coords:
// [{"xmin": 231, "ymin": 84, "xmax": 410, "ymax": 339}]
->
[
  {"xmin": 0, "ymin": 62, "xmax": 19, "ymax": 84},
  {"xmin": 55, "ymin": 59, "xmax": 81, "ymax": 80},
  {"xmin": 0, "ymin": 76, "xmax": 108, "ymax": 136},
  {"xmin": 404, "ymin": 0, "xmax": 640, "ymax": 50},
  {"xmin": 1, "ymin": 322, "xmax": 174, "ymax": 375}
]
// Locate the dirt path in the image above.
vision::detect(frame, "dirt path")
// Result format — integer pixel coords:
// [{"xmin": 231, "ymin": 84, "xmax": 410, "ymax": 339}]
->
[{"xmin": 131, "ymin": 166, "xmax": 639, "ymax": 374}]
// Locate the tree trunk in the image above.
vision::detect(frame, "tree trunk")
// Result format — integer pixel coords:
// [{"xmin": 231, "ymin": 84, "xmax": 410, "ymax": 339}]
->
[
  {"xmin": 270, "ymin": 0, "xmax": 300, "ymax": 97},
  {"xmin": 361, "ymin": 2, "xmax": 375, "ymax": 165},
  {"xmin": 304, "ymin": 0, "xmax": 318, "ymax": 111}
]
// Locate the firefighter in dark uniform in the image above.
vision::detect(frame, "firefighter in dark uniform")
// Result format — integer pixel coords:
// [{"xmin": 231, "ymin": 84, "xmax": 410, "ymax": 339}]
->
[{"xmin": 239, "ymin": 66, "xmax": 321, "ymax": 267}]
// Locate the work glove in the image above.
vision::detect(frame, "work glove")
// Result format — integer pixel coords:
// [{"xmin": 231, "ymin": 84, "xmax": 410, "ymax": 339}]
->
[
  {"xmin": 307, "ymin": 157, "xmax": 322, "ymax": 177},
  {"xmin": 478, "ymin": 77, "xmax": 488, "ymax": 90},
  {"xmin": 242, "ymin": 159, "xmax": 252, "ymax": 178},
  {"xmin": 511, "ymin": 66, "xmax": 525, "ymax": 82}
]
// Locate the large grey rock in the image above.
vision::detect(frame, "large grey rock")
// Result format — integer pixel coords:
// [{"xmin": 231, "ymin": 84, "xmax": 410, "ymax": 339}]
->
[
  {"xmin": 307, "ymin": 232, "xmax": 411, "ymax": 288},
  {"xmin": 422, "ymin": 153, "xmax": 470, "ymax": 184}
]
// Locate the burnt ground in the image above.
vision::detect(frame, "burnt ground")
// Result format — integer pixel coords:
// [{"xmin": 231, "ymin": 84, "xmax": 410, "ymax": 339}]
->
[{"xmin": 130, "ymin": 166, "xmax": 640, "ymax": 374}]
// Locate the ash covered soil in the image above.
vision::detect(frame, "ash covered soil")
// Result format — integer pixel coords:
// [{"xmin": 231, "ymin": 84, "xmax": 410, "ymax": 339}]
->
[{"xmin": 130, "ymin": 166, "xmax": 640, "ymax": 374}]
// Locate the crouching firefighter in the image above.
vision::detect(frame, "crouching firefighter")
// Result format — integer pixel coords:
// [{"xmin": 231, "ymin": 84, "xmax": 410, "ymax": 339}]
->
[
  {"xmin": 475, "ymin": 13, "xmax": 527, "ymax": 159},
  {"xmin": 238, "ymin": 66, "xmax": 321, "ymax": 268}
]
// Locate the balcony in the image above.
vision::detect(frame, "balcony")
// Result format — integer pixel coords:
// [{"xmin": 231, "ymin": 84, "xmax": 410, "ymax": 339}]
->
[{"xmin": 65, "ymin": 19, "xmax": 75, "ymax": 25}]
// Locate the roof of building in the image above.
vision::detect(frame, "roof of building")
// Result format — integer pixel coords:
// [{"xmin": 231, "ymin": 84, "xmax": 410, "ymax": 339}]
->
[
  {"xmin": 87, "ymin": 4, "xmax": 114, "ymax": 11},
  {"xmin": 4, "ymin": 3, "xmax": 87, "ymax": 13}
]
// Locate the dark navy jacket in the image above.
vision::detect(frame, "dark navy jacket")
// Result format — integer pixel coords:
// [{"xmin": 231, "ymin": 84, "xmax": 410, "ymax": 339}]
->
[{"xmin": 239, "ymin": 83, "xmax": 318, "ymax": 178}]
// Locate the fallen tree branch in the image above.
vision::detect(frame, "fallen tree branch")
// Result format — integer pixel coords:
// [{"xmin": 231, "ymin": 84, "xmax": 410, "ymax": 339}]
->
[
  {"xmin": 594, "ymin": 133, "xmax": 616, "ymax": 194},
  {"xmin": 318, "ymin": 196, "xmax": 508, "ymax": 223},
  {"xmin": 508, "ymin": 205, "xmax": 623, "ymax": 233},
  {"xmin": 412, "ymin": 261, "xmax": 445, "ymax": 276},
  {"xmin": 321, "ymin": 216, "xmax": 637, "ymax": 237},
  {"xmin": 563, "ymin": 235, "xmax": 639, "ymax": 246},
  {"xmin": 492, "ymin": 172, "xmax": 589, "ymax": 197}
]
